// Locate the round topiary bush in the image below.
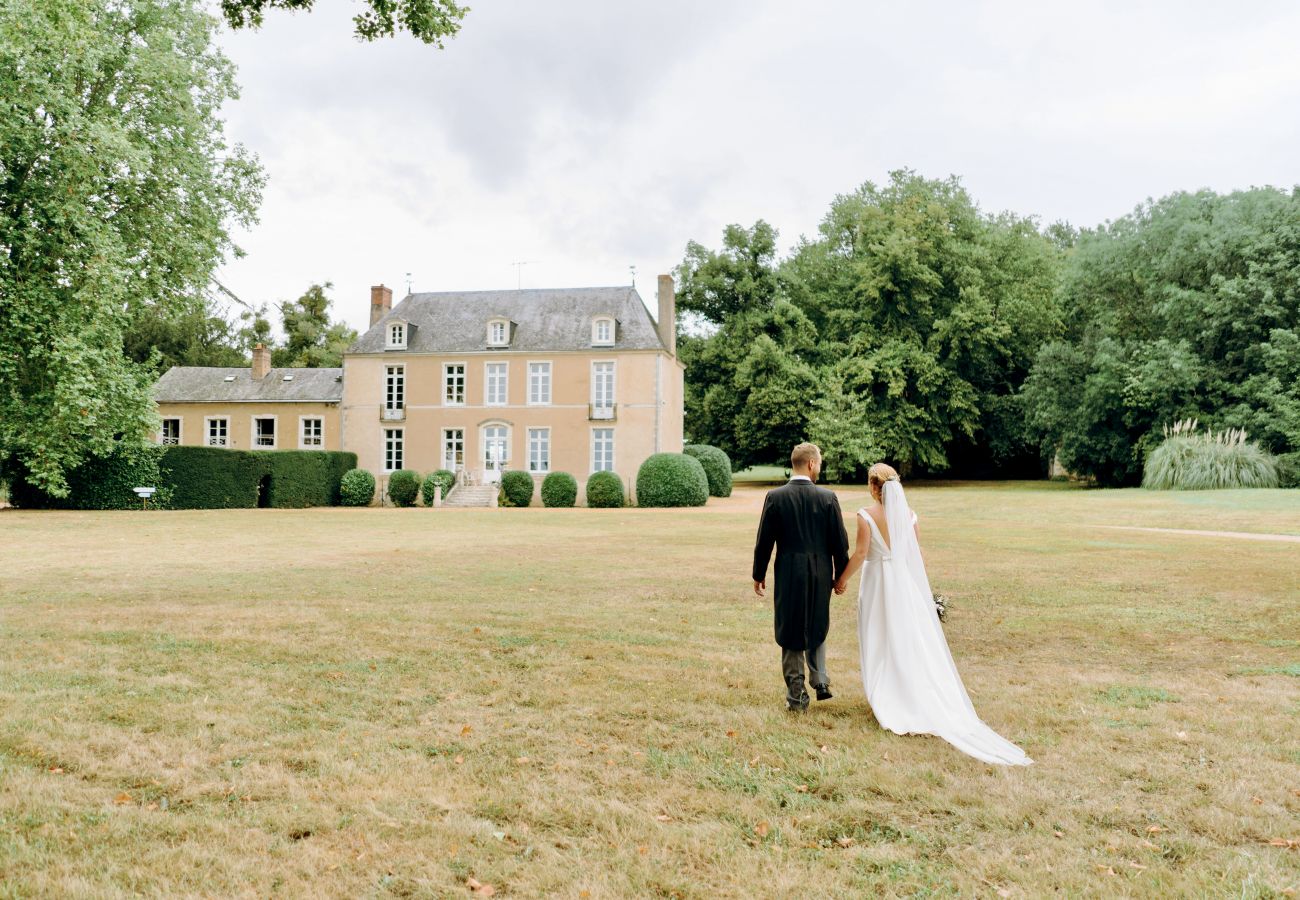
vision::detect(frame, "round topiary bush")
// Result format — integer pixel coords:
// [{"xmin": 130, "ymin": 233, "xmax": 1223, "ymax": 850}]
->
[
  {"xmin": 636, "ymin": 453, "xmax": 709, "ymax": 507},
  {"xmin": 683, "ymin": 444, "xmax": 733, "ymax": 497},
  {"xmin": 499, "ymin": 470, "xmax": 535, "ymax": 507},
  {"xmin": 540, "ymin": 472, "xmax": 577, "ymax": 508},
  {"xmin": 421, "ymin": 469, "xmax": 456, "ymax": 506},
  {"xmin": 387, "ymin": 469, "xmax": 421, "ymax": 507},
  {"xmin": 585, "ymin": 470, "xmax": 625, "ymax": 508},
  {"xmin": 339, "ymin": 468, "xmax": 376, "ymax": 507}
]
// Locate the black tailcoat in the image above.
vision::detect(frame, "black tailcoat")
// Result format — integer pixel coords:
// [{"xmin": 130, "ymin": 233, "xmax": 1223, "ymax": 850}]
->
[{"xmin": 752, "ymin": 479, "xmax": 850, "ymax": 651}]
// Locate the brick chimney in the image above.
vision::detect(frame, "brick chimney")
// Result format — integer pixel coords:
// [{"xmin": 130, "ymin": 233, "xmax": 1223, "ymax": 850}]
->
[
  {"xmin": 251, "ymin": 343, "xmax": 271, "ymax": 381},
  {"xmin": 370, "ymin": 284, "xmax": 393, "ymax": 327},
  {"xmin": 656, "ymin": 274, "xmax": 676, "ymax": 355}
]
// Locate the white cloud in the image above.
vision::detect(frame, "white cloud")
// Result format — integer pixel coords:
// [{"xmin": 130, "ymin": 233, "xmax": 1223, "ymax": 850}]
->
[{"xmin": 212, "ymin": 0, "xmax": 1300, "ymax": 333}]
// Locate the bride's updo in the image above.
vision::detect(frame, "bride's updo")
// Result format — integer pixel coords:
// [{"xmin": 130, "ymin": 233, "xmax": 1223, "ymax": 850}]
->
[{"xmin": 868, "ymin": 463, "xmax": 900, "ymax": 499}]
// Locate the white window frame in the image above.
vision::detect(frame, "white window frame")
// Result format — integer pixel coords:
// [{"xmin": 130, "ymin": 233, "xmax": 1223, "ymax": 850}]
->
[
  {"xmin": 484, "ymin": 360, "xmax": 508, "ymax": 406},
  {"xmin": 591, "ymin": 360, "xmax": 616, "ymax": 412},
  {"xmin": 383, "ymin": 428, "xmax": 404, "ymax": 472},
  {"xmin": 482, "ymin": 423, "xmax": 511, "ymax": 472},
  {"xmin": 299, "ymin": 416, "xmax": 324, "ymax": 449},
  {"xmin": 487, "ymin": 318, "xmax": 510, "ymax": 347},
  {"xmin": 386, "ymin": 321, "xmax": 407, "ymax": 350},
  {"xmin": 592, "ymin": 317, "xmax": 614, "ymax": 347},
  {"xmin": 591, "ymin": 427, "xmax": 615, "ymax": 473},
  {"xmin": 443, "ymin": 362, "xmax": 467, "ymax": 406},
  {"xmin": 385, "ymin": 364, "xmax": 405, "ymax": 411},
  {"xmin": 442, "ymin": 428, "xmax": 465, "ymax": 471},
  {"xmin": 527, "ymin": 361, "xmax": 552, "ymax": 406},
  {"xmin": 252, "ymin": 415, "xmax": 277, "ymax": 449},
  {"xmin": 204, "ymin": 416, "xmax": 229, "ymax": 448},
  {"xmin": 159, "ymin": 417, "xmax": 182, "ymax": 445},
  {"xmin": 527, "ymin": 427, "xmax": 551, "ymax": 474}
]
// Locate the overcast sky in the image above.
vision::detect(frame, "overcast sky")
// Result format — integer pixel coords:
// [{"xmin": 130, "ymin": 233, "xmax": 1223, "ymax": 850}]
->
[{"xmin": 213, "ymin": 0, "xmax": 1300, "ymax": 333}]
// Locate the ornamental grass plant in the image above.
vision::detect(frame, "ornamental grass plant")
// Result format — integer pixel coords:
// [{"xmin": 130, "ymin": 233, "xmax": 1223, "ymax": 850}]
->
[{"xmin": 1142, "ymin": 420, "xmax": 1280, "ymax": 490}]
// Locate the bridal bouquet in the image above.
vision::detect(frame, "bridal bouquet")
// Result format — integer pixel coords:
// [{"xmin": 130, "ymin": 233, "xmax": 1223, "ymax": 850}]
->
[{"xmin": 932, "ymin": 593, "xmax": 950, "ymax": 623}]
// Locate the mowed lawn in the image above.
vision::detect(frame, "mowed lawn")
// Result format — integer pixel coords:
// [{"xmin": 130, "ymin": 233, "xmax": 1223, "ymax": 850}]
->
[{"xmin": 1, "ymin": 483, "xmax": 1297, "ymax": 898}]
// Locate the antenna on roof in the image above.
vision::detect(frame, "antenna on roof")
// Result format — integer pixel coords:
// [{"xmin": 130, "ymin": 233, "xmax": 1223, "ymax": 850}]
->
[
  {"xmin": 629, "ymin": 264, "xmax": 637, "ymax": 287},
  {"xmin": 405, "ymin": 272, "xmax": 413, "ymax": 294},
  {"xmin": 511, "ymin": 260, "xmax": 538, "ymax": 289}
]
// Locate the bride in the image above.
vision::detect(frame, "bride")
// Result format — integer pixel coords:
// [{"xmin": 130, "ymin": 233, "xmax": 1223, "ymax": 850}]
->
[{"xmin": 833, "ymin": 464, "xmax": 1032, "ymax": 766}]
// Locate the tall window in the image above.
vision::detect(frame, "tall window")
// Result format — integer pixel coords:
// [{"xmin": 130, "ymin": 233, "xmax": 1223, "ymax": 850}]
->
[
  {"xmin": 384, "ymin": 428, "xmax": 404, "ymax": 471},
  {"xmin": 160, "ymin": 418, "xmax": 181, "ymax": 445},
  {"xmin": 592, "ymin": 361, "xmax": 615, "ymax": 415},
  {"xmin": 253, "ymin": 417, "xmax": 276, "ymax": 448},
  {"xmin": 442, "ymin": 428, "xmax": 465, "ymax": 470},
  {"xmin": 592, "ymin": 317, "xmax": 614, "ymax": 346},
  {"xmin": 387, "ymin": 322, "xmax": 406, "ymax": 349},
  {"xmin": 483, "ymin": 425, "xmax": 509, "ymax": 473},
  {"xmin": 300, "ymin": 417, "xmax": 323, "ymax": 448},
  {"xmin": 485, "ymin": 362, "xmax": 507, "ymax": 406},
  {"xmin": 444, "ymin": 363, "xmax": 465, "ymax": 405},
  {"xmin": 206, "ymin": 417, "xmax": 228, "ymax": 447},
  {"xmin": 528, "ymin": 361, "xmax": 551, "ymax": 405},
  {"xmin": 385, "ymin": 365, "xmax": 405, "ymax": 410},
  {"xmin": 488, "ymin": 320, "xmax": 508, "ymax": 346},
  {"xmin": 528, "ymin": 427, "xmax": 550, "ymax": 473},
  {"xmin": 592, "ymin": 428, "xmax": 614, "ymax": 473}
]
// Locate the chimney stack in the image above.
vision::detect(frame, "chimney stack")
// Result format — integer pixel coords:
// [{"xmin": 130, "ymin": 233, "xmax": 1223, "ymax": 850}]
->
[
  {"xmin": 251, "ymin": 343, "xmax": 271, "ymax": 381},
  {"xmin": 370, "ymin": 284, "xmax": 393, "ymax": 327},
  {"xmin": 656, "ymin": 274, "xmax": 676, "ymax": 356}
]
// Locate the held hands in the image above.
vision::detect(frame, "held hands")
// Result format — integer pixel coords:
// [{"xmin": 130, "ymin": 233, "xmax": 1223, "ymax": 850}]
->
[{"xmin": 833, "ymin": 577, "xmax": 848, "ymax": 595}]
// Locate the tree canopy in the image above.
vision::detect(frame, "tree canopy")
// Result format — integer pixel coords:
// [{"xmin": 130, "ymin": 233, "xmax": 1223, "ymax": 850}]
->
[
  {"xmin": 0, "ymin": 0, "xmax": 264, "ymax": 495},
  {"xmin": 273, "ymin": 282, "xmax": 357, "ymax": 368},
  {"xmin": 219, "ymin": 0, "xmax": 467, "ymax": 44}
]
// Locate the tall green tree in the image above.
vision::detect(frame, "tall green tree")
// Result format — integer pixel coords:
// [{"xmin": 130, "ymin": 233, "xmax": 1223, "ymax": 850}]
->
[
  {"xmin": 273, "ymin": 282, "xmax": 357, "ymax": 368},
  {"xmin": 1021, "ymin": 188, "xmax": 1300, "ymax": 485},
  {"xmin": 220, "ymin": 0, "xmax": 466, "ymax": 44},
  {"xmin": 0, "ymin": 0, "xmax": 264, "ymax": 495},
  {"xmin": 675, "ymin": 220, "xmax": 780, "ymax": 326}
]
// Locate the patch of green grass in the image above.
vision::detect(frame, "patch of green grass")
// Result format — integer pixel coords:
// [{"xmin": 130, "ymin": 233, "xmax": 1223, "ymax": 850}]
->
[
  {"xmin": 1098, "ymin": 686, "xmax": 1180, "ymax": 708},
  {"xmin": 1230, "ymin": 664, "xmax": 1300, "ymax": 677}
]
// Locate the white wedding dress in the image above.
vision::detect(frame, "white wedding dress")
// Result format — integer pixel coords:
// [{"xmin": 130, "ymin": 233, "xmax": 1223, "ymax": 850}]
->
[{"xmin": 856, "ymin": 481, "xmax": 1032, "ymax": 766}]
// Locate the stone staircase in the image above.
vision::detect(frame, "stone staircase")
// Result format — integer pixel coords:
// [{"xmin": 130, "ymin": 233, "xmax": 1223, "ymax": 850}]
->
[{"xmin": 442, "ymin": 483, "xmax": 498, "ymax": 508}]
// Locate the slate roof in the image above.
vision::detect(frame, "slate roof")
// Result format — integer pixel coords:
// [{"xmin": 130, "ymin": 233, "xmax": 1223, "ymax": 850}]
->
[
  {"xmin": 154, "ymin": 367, "xmax": 344, "ymax": 403},
  {"xmin": 348, "ymin": 286, "xmax": 667, "ymax": 354}
]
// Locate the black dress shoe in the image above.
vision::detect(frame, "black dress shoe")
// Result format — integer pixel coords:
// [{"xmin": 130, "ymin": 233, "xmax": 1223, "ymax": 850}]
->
[{"xmin": 814, "ymin": 685, "xmax": 833, "ymax": 701}]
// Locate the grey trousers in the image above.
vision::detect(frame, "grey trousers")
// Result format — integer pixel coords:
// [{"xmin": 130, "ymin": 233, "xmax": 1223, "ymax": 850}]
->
[{"xmin": 781, "ymin": 643, "xmax": 828, "ymax": 707}]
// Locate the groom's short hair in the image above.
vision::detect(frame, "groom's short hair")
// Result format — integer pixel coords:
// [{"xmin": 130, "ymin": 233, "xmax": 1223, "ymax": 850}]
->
[{"xmin": 791, "ymin": 442, "xmax": 821, "ymax": 470}]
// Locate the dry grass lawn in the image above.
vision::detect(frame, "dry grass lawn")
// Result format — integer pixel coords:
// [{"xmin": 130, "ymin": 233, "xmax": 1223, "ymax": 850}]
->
[{"xmin": 1, "ymin": 481, "xmax": 1297, "ymax": 898}]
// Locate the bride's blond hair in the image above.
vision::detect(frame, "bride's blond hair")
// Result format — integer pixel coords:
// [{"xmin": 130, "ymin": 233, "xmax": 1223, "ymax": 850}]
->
[{"xmin": 868, "ymin": 463, "xmax": 900, "ymax": 496}]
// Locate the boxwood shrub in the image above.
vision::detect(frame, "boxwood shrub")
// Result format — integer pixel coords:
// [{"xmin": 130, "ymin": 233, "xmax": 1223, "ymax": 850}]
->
[
  {"xmin": 585, "ymin": 470, "xmax": 625, "ymax": 508},
  {"xmin": 540, "ymin": 472, "xmax": 578, "ymax": 507},
  {"xmin": 636, "ymin": 453, "xmax": 709, "ymax": 507},
  {"xmin": 160, "ymin": 445, "xmax": 269, "ymax": 509},
  {"xmin": 683, "ymin": 444, "xmax": 733, "ymax": 497},
  {"xmin": 499, "ymin": 470, "xmax": 535, "ymax": 507},
  {"xmin": 340, "ymin": 469, "xmax": 376, "ymax": 506},
  {"xmin": 5, "ymin": 443, "xmax": 168, "ymax": 510},
  {"xmin": 387, "ymin": 469, "xmax": 421, "ymax": 507},
  {"xmin": 422, "ymin": 469, "xmax": 456, "ymax": 506}
]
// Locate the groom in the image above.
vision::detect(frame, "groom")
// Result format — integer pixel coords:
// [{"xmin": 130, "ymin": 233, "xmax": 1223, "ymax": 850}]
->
[{"xmin": 752, "ymin": 442, "xmax": 850, "ymax": 710}]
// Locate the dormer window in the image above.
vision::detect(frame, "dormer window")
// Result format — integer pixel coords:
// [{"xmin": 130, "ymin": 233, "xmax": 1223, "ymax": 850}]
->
[
  {"xmin": 592, "ymin": 316, "xmax": 615, "ymax": 347},
  {"xmin": 386, "ymin": 321, "xmax": 407, "ymax": 350},
  {"xmin": 487, "ymin": 318, "xmax": 510, "ymax": 347}
]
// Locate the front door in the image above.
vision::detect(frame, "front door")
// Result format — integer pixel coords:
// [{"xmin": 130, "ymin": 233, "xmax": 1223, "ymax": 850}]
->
[{"xmin": 482, "ymin": 425, "xmax": 508, "ymax": 483}]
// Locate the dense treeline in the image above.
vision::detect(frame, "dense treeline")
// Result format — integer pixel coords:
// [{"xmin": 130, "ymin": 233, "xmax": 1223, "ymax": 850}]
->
[{"xmin": 678, "ymin": 172, "xmax": 1299, "ymax": 485}]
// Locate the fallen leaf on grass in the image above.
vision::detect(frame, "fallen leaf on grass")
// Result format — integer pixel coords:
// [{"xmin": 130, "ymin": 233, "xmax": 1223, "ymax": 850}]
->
[
  {"xmin": 638, "ymin": 845, "xmax": 648, "ymax": 855},
  {"xmin": 460, "ymin": 725, "xmax": 473, "ymax": 736},
  {"xmin": 113, "ymin": 792, "xmax": 132, "ymax": 805},
  {"xmin": 1146, "ymin": 825, "xmax": 1163, "ymax": 835},
  {"xmin": 515, "ymin": 757, "xmax": 530, "ymax": 765},
  {"xmin": 324, "ymin": 671, "xmax": 344, "ymax": 681},
  {"xmin": 1265, "ymin": 838, "xmax": 1298, "ymax": 849},
  {"xmin": 1093, "ymin": 864, "xmax": 1116, "ymax": 876},
  {"xmin": 49, "ymin": 767, "xmax": 64, "ymax": 775},
  {"xmin": 466, "ymin": 877, "xmax": 496, "ymax": 896},
  {"xmin": 655, "ymin": 814, "xmax": 672, "ymax": 822},
  {"xmin": 453, "ymin": 756, "xmax": 464, "ymax": 765},
  {"xmin": 747, "ymin": 756, "xmax": 760, "ymax": 766},
  {"xmin": 726, "ymin": 730, "xmax": 737, "ymax": 738},
  {"xmin": 755, "ymin": 822, "xmax": 770, "ymax": 838},
  {"xmin": 1053, "ymin": 830, "xmax": 1064, "ymax": 838},
  {"xmin": 1129, "ymin": 862, "xmax": 1147, "ymax": 870},
  {"xmin": 1139, "ymin": 839, "xmax": 1160, "ymax": 850},
  {"xmin": 996, "ymin": 889, "xmax": 1011, "ymax": 898},
  {"xmin": 1174, "ymin": 731, "xmax": 1188, "ymax": 740},
  {"xmin": 1251, "ymin": 796, "xmax": 1263, "ymax": 805},
  {"xmin": 795, "ymin": 785, "xmax": 809, "ymax": 793},
  {"xmin": 835, "ymin": 836, "xmax": 855, "ymax": 848}
]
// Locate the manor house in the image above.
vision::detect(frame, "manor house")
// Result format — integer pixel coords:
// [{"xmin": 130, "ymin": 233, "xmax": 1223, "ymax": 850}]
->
[{"xmin": 153, "ymin": 277, "xmax": 685, "ymax": 501}]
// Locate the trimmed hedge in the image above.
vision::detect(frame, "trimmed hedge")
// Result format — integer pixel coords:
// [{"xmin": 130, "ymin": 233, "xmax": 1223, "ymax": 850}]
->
[
  {"xmin": 422, "ymin": 469, "xmax": 456, "ymax": 506},
  {"xmin": 636, "ymin": 453, "xmax": 709, "ymax": 507},
  {"xmin": 6, "ymin": 444, "xmax": 167, "ymax": 510},
  {"xmin": 160, "ymin": 445, "xmax": 268, "ymax": 509},
  {"xmin": 340, "ymin": 469, "xmax": 376, "ymax": 506},
  {"xmin": 499, "ymin": 470, "xmax": 534, "ymax": 507},
  {"xmin": 585, "ymin": 470, "xmax": 625, "ymax": 508},
  {"xmin": 684, "ymin": 444, "xmax": 733, "ymax": 497},
  {"xmin": 255, "ymin": 450, "xmax": 357, "ymax": 508},
  {"xmin": 387, "ymin": 469, "xmax": 421, "ymax": 507},
  {"xmin": 541, "ymin": 472, "xmax": 577, "ymax": 508}
]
